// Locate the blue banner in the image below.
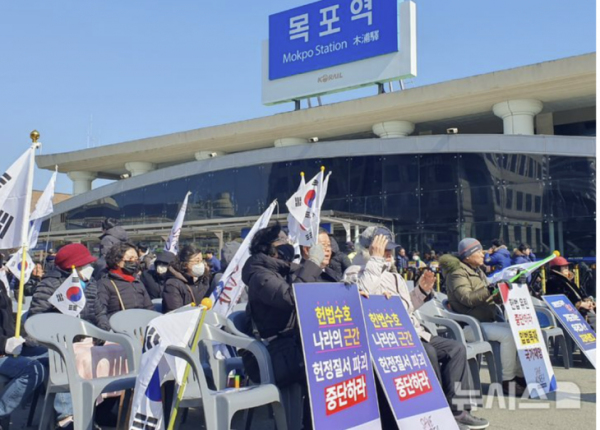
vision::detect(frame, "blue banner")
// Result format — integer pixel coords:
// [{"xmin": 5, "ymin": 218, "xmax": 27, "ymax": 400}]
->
[
  {"xmin": 293, "ymin": 282, "xmax": 381, "ymax": 430},
  {"xmin": 269, "ymin": 0, "xmax": 399, "ymax": 80},
  {"xmin": 543, "ymin": 294, "xmax": 596, "ymax": 367},
  {"xmin": 361, "ymin": 295, "xmax": 457, "ymax": 429}
]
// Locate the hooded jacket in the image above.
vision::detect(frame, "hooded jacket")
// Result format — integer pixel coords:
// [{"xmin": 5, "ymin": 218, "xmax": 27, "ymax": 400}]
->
[
  {"xmin": 545, "ymin": 270, "xmax": 586, "ymax": 311},
  {"xmin": 344, "ymin": 254, "xmax": 434, "ymax": 341},
  {"xmin": 242, "ymin": 253, "xmax": 323, "ymax": 339},
  {"xmin": 162, "ymin": 266, "xmax": 211, "ymax": 313},
  {"xmin": 511, "ymin": 249, "xmax": 537, "ymax": 266},
  {"xmin": 99, "ymin": 226, "xmax": 129, "ymax": 257},
  {"xmin": 484, "ymin": 246, "xmax": 511, "ymax": 274},
  {"xmin": 96, "ymin": 270, "xmax": 153, "ymax": 331},
  {"xmin": 29, "ymin": 266, "xmax": 98, "ymax": 325},
  {"xmin": 440, "ymin": 254, "xmax": 496, "ymax": 323}
]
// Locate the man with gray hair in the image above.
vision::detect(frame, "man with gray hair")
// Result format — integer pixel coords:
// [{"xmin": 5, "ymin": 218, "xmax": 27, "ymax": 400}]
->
[{"xmin": 344, "ymin": 227, "xmax": 489, "ymax": 430}]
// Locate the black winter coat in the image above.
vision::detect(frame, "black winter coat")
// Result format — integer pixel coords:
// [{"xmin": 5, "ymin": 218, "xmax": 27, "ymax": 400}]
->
[
  {"xmin": 545, "ymin": 271, "xmax": 592, "ymax": 320},
  {"xmin": 29, "ymin": 266, "xmax": 98, "ymax": 325},
  {"xmin": 96, "ymin": 271, "xmax": 153, "ymax": 331},
  {"xmin": 162, "ymin": 267, "xmax": 211, "ymax": 314},
  {"xmin": 242, "ymin": 253, "xmax": 323, "ymax": 339},
  {"xmin": 0, "ymin": 280, "xmax": 16, "ymax": 355},
  {"xmin": 141, "ymin": 269, "xmax": 168, "ymax": 300},
  {"xmin": 99, "ymin": 226, "xmax": 129, "ymax": 257}
]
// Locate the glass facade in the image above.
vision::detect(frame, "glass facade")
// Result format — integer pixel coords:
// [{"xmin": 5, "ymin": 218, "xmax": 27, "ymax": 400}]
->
[{"xmin": 44, "ymin": 152, "xmax": 596, "ymax": 258}]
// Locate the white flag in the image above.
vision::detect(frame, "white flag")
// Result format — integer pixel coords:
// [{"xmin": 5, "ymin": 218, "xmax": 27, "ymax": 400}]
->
[
  {"xmin": 129, "ymin": 307, "xmax": 203, "ymax": 430},
  {"xmin": 487, "ymin": 261, "xmax": 539, "ymax": 285},
  {"xmin": 164, "ymin": 191, "xmax": 191, "ymax": 254},
  {"xmin": 6, "ymin": 249, "xmax": 34, "ymax": 284},
  {"xmin": 0, "ymin": 148, "xmax": 34, "ymax": 249},
  {"xmin": 28, "ymin": 169, "xmax": 57, "ymax": 249},
  {"xmin": 287, "ymin": 174, "xmax": 306, "ymax": 260},
  {"xmin": 285, "ymin": 170, "xmax": 331, "ymax": 246},
  {"xmin": 211, "ymin": 200, "xmax": 277, "ymax": 316},
  {"xmin": 48, "ymin": 267, "xmax": 86, "ymax": 317}
]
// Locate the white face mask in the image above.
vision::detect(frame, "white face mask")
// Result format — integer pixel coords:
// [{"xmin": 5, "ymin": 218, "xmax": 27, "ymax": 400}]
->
[
  {"xmin": 191, "ymin": 263, "xmax": 205, "ymax": 278},
  {"xmin": 156, "ymin": 265, "xmax": 168, "ymax": 275},
  {"xmin": 79, "ymin": 265, "xmax": 94, "ymax": 282},
  {"xmin": 413, "ymin": 256, "xmax": 419, "ymax": 261}
]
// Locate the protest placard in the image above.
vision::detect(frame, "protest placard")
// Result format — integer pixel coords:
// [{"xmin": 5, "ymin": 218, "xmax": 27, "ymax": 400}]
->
[
  {"xmin": 498, "ymin": 282, "xmax": 557, "ymax": 397},
  {"xmin": 361, "ymin": 295, "xmax": 458, "ymax": 430},
  {"xmin": 543, "ymin": 294, "xmax": 596, "ymax": 368},
  {"xmin": 293, "ymin": 282, "xmax": 381, "ymax": 430}
]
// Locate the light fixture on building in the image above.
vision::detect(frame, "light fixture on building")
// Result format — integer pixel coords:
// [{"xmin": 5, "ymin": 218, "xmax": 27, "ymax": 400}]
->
[
  {"xmin": 120, "ymin": 173, "xmax": 130, "ymax": 179},
  {"xmin": 446, "ymin": 128, "xmax": 459, "ymax": 134},
  {"xmin": 309, "ymin": 137, "xmax": 319, "ymax": 143}
]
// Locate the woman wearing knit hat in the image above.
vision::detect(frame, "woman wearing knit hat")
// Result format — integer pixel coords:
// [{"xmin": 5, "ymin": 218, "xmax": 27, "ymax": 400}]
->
[{"xmin": 442, "ymin": 238, "xmax": 526, "ymax": 396}]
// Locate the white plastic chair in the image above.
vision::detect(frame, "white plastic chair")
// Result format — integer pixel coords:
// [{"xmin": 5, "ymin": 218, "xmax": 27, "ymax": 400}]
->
[
  {"xmin": 25, "ymin": 313, "xmax": 138, "ymax": 430},
  {"xmin": 109, "ymin": 309, "xmax": 161, "ymax": 362},
  {"xmin": 166, "ymin": 323, "xmax": 287, "ymax": 430}
]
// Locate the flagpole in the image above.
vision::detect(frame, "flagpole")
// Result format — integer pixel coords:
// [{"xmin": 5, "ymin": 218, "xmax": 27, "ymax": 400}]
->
[
  {"xmin": 167, "ymin": 304, "xmax": 208, "ymax": 430},
  {"xmin": 15, "ymin": 131, "xmax": 40, "ymax": 339}
]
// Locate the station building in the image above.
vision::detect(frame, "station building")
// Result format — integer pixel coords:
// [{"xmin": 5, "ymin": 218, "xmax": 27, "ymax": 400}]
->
[{"xmin": 36, "ymin": 53, "xmax": 596, "ymax": 257}]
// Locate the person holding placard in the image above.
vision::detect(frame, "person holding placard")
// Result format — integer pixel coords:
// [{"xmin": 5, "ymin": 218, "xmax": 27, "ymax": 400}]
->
[{"xmin": 345, "ymin": 227, "xmax": 489, "ymax": 430}]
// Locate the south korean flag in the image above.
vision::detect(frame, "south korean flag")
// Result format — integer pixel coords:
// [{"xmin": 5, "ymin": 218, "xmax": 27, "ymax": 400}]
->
[
  {"xmin": 6, "ymin": 248, "xmax": 34, "ymax": 284},
  {"xmin": 129, "ymin": 307, "xmax": 203, "ymax": 430},
  {"xmin": 48, "ymin": 267, "xmax": 86, "ymax": 317}
]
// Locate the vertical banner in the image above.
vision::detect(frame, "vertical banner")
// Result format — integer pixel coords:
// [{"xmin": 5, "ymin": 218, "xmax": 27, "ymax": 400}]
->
[
  {"xmin": 362, "ymin": 295, "xmax": 458, "ymax": 430},
  {"xmin": 543, "ymin": 294, "xmax": 596, "ymax": 368},
  {"xmin": 499, "ymin": 282, "xmax": 557, "ymax": 397},
  {"xmin": 293, "ymin": 282, "xmax": 381, "ymax": 430}
]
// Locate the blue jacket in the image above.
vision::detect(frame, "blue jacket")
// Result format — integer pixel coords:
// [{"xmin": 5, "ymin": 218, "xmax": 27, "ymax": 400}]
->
[
  {"xmin": 511, "ymin": 249, "xmax": 537, "ymax": 266},
  {"xmin": 396, "ymin": 255, "xmax": 409, "ymax": 271},
  {"xmin": 208, "ymin": 256, "xmax": 221, "ymax": 274},
  {"xmin": 484, "ymin": 247, "xmax": 511, "ymax": 274}
]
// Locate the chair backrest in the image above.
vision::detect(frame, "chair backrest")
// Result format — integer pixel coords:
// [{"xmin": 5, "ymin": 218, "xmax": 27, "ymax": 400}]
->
[
  {"xmin": 110, "ymin": 309, "xmax": 161, "ymax": 358},
  {"xmin": 204, "ymin": 310, "xmax": 229, "ymax": 327},
  {"xmin": 231, "ymin": 302, "xmax": 247, "ymax": 314},
  {"xmin": 227, "ymin": 310, "xmax": 251, "ymax": 338},
  {"xmin": 25, "ymin": 313, "xmax": 138, "ymax": 385}
]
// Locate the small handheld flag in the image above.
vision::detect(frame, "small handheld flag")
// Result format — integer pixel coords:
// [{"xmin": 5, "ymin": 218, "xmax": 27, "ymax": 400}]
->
[{"xmin": 48, "ymin": 266, "xmax": 86, "ymax": 317}]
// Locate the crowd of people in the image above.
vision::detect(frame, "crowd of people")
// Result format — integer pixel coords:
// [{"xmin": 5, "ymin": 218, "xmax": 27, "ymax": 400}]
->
[{"xmin": 0, "ymin": 216, "xmax": 595, "ymax": 429}]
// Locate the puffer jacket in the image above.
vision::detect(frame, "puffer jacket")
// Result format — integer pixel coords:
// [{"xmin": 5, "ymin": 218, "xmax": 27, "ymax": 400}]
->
[
  {"xmin": 29, "ymin": 266, "xmax": 98, "ymax": 325},
  {"xmin": 344, "ymin": 254, "xmax": 434, "ymax": 341},
  {"xmin": 96, "ymin": 270, "xmax": 153, "ymax": 331},
  {"xmin": 99, "ymin": 226, "xmax": 129, "ymax": 257},
  {"xmin": 162, "ymin": 267, "xmax": 211, "ymax": 313},
  {"xmin": 327, "ymin": 237, "xmax": 352, "ymax": 280},
  {"xmin": 140, "ymin": 269, "xmax": 168, "ymax": 300},
  {"xmin": 242, "ymin": 253, "xmax": 322, "ymax": 339},
  {"xmin": 511, "ymin": 249, "xmax": 537, "ymax": 266},
  {"xmin": 0, "ymin": 278, "xmax": 16, "ymax": 354},
  {"xmin": 441, "ymin": 255, "xmax": 496, "ymax": 323},
  {"xmin": 484, "ymin": 246, "xmax": 511, "ymax": 274}
]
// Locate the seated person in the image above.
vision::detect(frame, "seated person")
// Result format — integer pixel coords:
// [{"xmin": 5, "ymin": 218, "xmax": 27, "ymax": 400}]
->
[
  {"xmin": 162, "ymin": 245, "xmax": 211, "ymax": 313},
  {"xmin": 546, "ymin": 257, "xmax": 596, "ymax": 330},
  {"xmin": 344, "ymin": 227, "xmax": 489, "ymax": 430},
  {"xmin": 484, "ymin": 239, "xmax": 511, "ymax": 275},
  {"xmin": 511, "ymin": 243, "xmax": 536, "ymax": 265},
  {"xmin": 140, "ymin": 251, "xmax": 175, "ymax": 300},
  {"xmin": 0, "ymin": 277, "xmax": 45, "ymax": 423},
  {"xmin": 443, "ymin": 238, "xmax": 526, "ymax": 395},
  {"xmin": 96, "ymin": 243, "xmax": 153, "ymax": 331}
]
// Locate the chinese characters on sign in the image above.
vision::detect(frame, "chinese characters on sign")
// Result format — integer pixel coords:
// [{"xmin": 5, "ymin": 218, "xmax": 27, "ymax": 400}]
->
[
  {"xmin": 294, "ymin": 283, "xmax": 381, "ymax": 429},
  {"xmin": 499, "ymin": 282, "xmax": 557, "ymax": 397},
  {"xmin": 543, "ymin": 294, "xmax": 596, "ymax": 368},
  {"xmin": 269, "ymin": 0, "xmax": 399, "ymax": 80},
  {"xmin": 361, "ymin": 295, "xmax": 458, "ymax": 429}
]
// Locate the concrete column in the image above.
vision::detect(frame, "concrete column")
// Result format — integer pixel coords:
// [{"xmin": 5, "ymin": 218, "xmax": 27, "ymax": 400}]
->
[
  {"xmin": 274, "ymin": 137, "xmax": 308, "ymax": 147},
  {"xmin": 372, "ymin": 121, "xmax": 415, "ymax": 138},
  {"xmin": 195, "ymin": 151, "xmax": 226, "ymax": 160},
  {"xmin": 492, "ymin": 99, "xmax": 543, "ymax": 135},
  {"xmin": 125, "ymin": 161, "xmax": 156, "ymax": 177},
  {"xmin": 67, "ymin": 171, "xmax": 97, "ymax": 195}
]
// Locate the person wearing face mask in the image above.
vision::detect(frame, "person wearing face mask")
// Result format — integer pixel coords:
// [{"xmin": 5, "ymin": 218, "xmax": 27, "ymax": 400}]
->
[
  {"xmin": 20, "ymin": 261, "xmax": 44, "ymax": 296},
  {"xmin": 140, "ymin": 251, "xmax": 176, "ymax": 300},
  {"xmin": 29, "ymin": 244, "xmax": 98, "ymax": 324},
  {"xmin": 161, "ymin": 245, "xmax": 211, "ymax": 314},
  {"xmin": 546, "ymin": 257, "xmax": 596, "ymax": 330},
  {"xmin": 95, "ymin": 242, "xmax": 153, "ymax": 331},
  {"xmin": 344, "ymin": 228, "xmax": 488, "ymax": 430}
]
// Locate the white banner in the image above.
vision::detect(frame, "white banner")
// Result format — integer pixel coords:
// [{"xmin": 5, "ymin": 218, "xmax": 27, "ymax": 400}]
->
[
  {"xmin": 285, "ymin": 170, "xmax": 331, "ymax": 246},
  {"xmin": 28, "ymin": 169, "xmax": 57, "ymax": 249},
  {"xmin": 499, "ymin": 282, "xmax": 557, "ymax": 398},
  {"xmin": 487, "ymin": 261, "xmax": 538, "ymax": 285},
  {"xmin": 48, "ymin": 267, "xmax": 86, "ymax": 317},
  {"xmin": 0, "ymin": 148, "xmax": 34, "ymax": 250},
  {"xmin": 210, "ymin": 200, "xmax": 277, "ymax": 316},
  {"xmin": 164, "ymin": 191, "xmax": 191, "ymax": 255},
  {"xmin": 129, "ymin": 307, "xmax": 203, "ymax": 430},
  {"xmin": 6, "ymin": 248, "xmax": 34, "ymax": 285}
]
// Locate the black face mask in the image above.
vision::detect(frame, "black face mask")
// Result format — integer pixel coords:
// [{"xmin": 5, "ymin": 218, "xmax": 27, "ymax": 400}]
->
[
  {"xmin": 122, "ymin": 261, "xmax": 140, "ymax": 275},
  {"xmin": 276, "ymin": 244, "xmax": 296, "ymax": 263}
]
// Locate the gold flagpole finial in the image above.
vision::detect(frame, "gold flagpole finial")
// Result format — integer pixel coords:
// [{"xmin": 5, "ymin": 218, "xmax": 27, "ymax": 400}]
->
[
  {"xmin": 30, "ymin": 130, "xmax": 40, "ymax": 143},
  {"xmin": 321, "ymin": 166, "xmax": 325, "ymax": 172},
  {"xmin": 300, "ymin": 171, "xmax": 305, "ymax": 177}
]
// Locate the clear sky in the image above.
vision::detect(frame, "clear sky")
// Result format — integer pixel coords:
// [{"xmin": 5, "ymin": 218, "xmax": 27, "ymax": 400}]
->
[{"xmin": 0, "ymin": 0, "xmax": 595, "ymax": 194}]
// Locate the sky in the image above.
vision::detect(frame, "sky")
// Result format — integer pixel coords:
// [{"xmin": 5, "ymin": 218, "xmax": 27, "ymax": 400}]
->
[{"xmin": 0, "ymin": 0, "xmax": 596, "ymax": 194}]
